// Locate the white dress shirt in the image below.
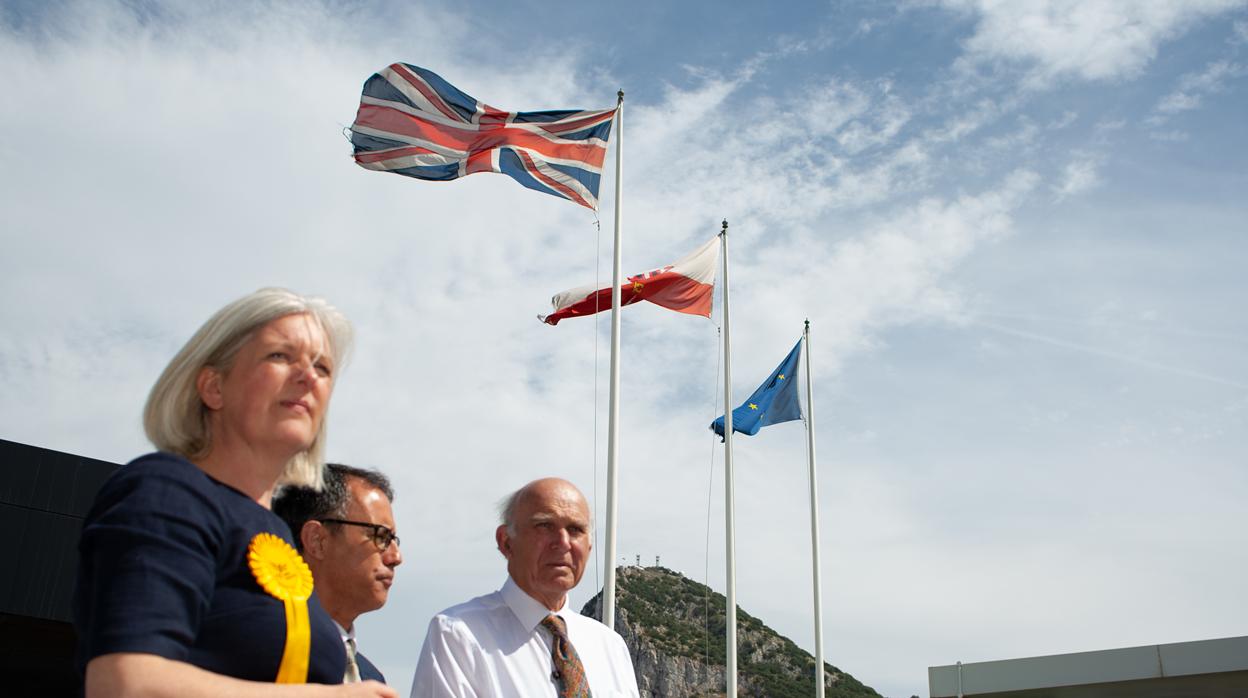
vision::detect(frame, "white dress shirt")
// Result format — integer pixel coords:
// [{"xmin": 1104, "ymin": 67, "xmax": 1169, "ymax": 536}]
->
[
  {"xmin": 411, "ymin": 577, "xmax": 640, "ymax": 697},
  {"xmin": 333, "ymin": 620, "xmax": 355, "ymax": 649},
  {"xmin": 334, "ymin": 620, "xmax": 360, "ymax": 683}
]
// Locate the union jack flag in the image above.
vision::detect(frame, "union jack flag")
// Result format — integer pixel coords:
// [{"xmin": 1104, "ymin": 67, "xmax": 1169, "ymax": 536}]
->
[{"xmin": 349, "ymin": 63, "xmax": 617, "ymax": 210}]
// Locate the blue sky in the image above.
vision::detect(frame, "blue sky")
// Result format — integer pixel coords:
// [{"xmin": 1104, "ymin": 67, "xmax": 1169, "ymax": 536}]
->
[{"xmin": 2, "ymin": 1, "xmax": 1246, "ymax": 696}]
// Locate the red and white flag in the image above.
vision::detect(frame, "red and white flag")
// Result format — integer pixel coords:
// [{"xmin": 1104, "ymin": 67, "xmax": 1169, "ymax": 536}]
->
[{"xmin": 540, "ymin": 237, "xmax": 719, "ymax": 325}]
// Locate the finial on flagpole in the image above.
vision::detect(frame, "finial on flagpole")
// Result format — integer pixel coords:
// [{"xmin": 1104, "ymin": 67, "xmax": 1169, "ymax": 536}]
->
[
  {"xmin": 617, "ymin": 90, "xmax": 624, "ymax": 104},
  {"xmin": 721, "ymin": 219, "xmax": 728, "ymax": 237},
  {"xmin": 805, "ymin": 318, "xmax": 810, "ymax": 333}
]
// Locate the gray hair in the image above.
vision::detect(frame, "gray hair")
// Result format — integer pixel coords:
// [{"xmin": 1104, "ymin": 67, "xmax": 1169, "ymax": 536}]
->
[
  {"xmin": 498, "ymin": 488, "xmax": 523, "ymax": 536},
  {"xmin": 497, "ymin": 479, "xmax": 593, "ymax": 537},
  {"xmin": 142, "ymin": 287, "xmax": 353, "ymax": 488}
]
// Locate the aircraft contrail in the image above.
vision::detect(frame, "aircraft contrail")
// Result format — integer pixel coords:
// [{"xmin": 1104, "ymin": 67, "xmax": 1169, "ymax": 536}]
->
[
  {"xmin": 975, "ymin": 310, "xmax": 1248, "ymax": 345},
  {"xmin": 971, "ymin": 319, "xmax": 1248, "ymax": 391}
]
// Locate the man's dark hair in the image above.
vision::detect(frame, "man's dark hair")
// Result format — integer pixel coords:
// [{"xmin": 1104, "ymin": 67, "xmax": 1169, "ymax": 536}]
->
[{"xmin": 273, "ymin": 463, "xmax": 395, "ymax": 551}]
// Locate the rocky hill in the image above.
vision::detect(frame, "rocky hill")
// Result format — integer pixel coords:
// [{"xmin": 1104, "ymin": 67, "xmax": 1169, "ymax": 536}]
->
[{"xmin": 581, "ymin": 566, "xmax": 881, "ymax": 698}]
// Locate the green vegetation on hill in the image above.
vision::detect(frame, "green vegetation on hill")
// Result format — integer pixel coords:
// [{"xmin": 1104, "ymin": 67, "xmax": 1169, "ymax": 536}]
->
[{"xmin": 584, "ymin": 566, "xmax": 880, "ymax": 698}]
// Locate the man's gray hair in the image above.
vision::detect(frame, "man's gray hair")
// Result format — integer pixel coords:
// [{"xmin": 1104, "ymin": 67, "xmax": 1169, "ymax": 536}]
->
[
  {"xmin": 497, "ymin": 480, "xmax": 593, "ymax": 537},
  {"xmin": 498, "ymin": 488, "xmax": 523, "ymax": 536},
  {"xmin": 143, "ymin": 287, "xmax": 353, "ymax": 489}
]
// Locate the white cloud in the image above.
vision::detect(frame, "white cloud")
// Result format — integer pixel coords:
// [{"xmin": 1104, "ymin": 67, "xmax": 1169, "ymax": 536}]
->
[
  {"xmin": 774, "ymin": 77, "xmax": 913, "ymax": 155},
  {"xmin": 4, "ymin": 4, "xmax": 1246, "ymax": 698},
  {"xmin": 1095, "ymin": 118, "xmax": 1127, "ymax": 132},
  {"xmin": 1148, "ymin": 128, "xmax": 1191, "ymax": 142},
  {"xmin": 921, "ymin": 95, "xmax": 1011, "ymax": 144},
  {"xmin": 1053, "ymin": 156, "xmax": 1102, "ymax": 201},
  {"xmin": 941, "ymin": 0, "xmax": 1248, "ymax": 87},
  {"xmin": 1178, "ymin": 58, "xmax": 1245, "ymax": 92},
  {"xmin": 985, "ymin": 119, "xmax": 1040, "ymax": 152},
  {"xmin": 0, "ymin": 6, "xmax": 1043, "ymax": 692},
  {"xmin": 1047, "ymin": 110, "xmax": 1078, "ymax": 129},
  {"xmin": 1152, "ymin": 59, "xmax": 1246, "ymax": 118},
  {"xmin": 1155, "ymin": 91, "xmax": 1203, "ymax": 114}
]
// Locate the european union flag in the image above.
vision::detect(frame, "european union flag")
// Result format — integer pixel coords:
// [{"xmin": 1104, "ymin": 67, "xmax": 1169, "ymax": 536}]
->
[{"xmin": 711, "ymin": 339, "xmax": 803, "ymax": 439}]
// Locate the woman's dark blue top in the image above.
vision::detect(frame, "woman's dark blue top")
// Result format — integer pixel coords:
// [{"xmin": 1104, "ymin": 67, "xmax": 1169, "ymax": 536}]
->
[{"xmin": 73, "ymin": 452, "xmax": 346, "ymax": 683}]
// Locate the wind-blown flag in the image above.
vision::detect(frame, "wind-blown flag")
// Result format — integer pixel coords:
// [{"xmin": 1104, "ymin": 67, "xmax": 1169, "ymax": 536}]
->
[
  {"xmin": 540, "ymin": 237, "xmax": 719, "ymax": 325},
  {"xmin": 349, "ymin": 63, "xmax": 617, "ymax": 210},
  {"xmin": 711, "ymin": 339, "xmax": 803, "ymax": 439}
]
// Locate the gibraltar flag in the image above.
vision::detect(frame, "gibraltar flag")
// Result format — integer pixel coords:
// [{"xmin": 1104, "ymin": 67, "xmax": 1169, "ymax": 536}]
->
[{"xmin": 540, "ymin": 237, "xmax": 719, "ymax": 325}]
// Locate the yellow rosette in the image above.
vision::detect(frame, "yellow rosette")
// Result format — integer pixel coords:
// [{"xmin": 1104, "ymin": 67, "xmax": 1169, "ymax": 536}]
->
[{"xmin": 248, "ymin": 532, "xmax": 315, "ymax": 683}]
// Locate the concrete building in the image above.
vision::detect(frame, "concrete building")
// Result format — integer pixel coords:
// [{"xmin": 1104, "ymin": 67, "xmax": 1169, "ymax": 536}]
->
[{"xmin": 930, "ymin": 635, "xmax": 1248, "ymax": 697}]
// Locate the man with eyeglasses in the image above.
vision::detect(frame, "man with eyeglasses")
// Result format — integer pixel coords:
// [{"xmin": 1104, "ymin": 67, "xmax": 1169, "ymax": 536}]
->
[{"xmin": 273, "ymin": 463, "xmax": 403, "ymax": 684}]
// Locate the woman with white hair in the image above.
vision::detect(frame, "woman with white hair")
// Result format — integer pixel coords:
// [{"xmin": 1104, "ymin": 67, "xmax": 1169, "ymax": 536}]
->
[{"xmin": 73, "ymin": 288, "xmax": 396, "ymax": 697}]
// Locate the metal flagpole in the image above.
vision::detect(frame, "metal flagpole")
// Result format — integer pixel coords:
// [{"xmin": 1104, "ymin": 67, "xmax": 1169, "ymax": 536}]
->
[
  {"xmin": 720, "ymin": 220, "xmax": 738, "ymax": 698},
  {"xmin": 804, "ymin": 319, "xmax": 826, "ymax": 698},
  {"xmin": 603, "ymin": 90, "xmax": 624, "ymax": 631}
]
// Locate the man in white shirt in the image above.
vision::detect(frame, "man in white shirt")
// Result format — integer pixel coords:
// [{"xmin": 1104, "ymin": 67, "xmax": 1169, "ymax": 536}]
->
[{"xmin": 411, "ymin": 478, "xmax": 639, "ymax": 697}]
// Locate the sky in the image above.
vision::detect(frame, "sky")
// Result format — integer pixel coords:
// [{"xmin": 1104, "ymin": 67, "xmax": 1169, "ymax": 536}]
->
[{"xmin": 2, "ymin": 1, "xmax": 1246, "ymax": 696}]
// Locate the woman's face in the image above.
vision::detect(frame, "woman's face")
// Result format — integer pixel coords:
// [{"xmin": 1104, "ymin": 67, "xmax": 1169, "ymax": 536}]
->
[{"xmin": 200, "ymin": 313, "xmax": 335, "ymax": 461}]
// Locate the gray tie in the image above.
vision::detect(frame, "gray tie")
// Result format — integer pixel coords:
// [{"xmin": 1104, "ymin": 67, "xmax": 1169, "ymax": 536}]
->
[{"xmin": 344, "ymin": 636, "xmax": 362, "ymax": 684}]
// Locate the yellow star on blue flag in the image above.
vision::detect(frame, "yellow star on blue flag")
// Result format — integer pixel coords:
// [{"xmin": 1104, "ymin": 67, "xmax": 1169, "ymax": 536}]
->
[{"xmin": 711, "ymin": 338, "xmax": 803, "ymax": 439}]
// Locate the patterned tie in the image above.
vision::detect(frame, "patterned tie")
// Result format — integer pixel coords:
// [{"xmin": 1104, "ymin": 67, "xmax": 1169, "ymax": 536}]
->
[
  {"xmin": 343, "ymin": 636, "xmax": 362, "ymax": 684},
  {"xmin": 540, "ymin": 614, "xmax": 592, "ymax": 698}
]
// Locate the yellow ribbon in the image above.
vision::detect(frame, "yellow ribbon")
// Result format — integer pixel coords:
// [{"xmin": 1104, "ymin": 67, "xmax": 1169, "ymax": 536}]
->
[{"xmin": 247, "ymin": 532, "xmax": 314, "ymax": 683}]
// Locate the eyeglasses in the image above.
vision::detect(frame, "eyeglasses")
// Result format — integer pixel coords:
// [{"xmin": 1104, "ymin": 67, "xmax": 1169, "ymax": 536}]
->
[{"xmin": 317, "ymin": 518, "xmax": 401, "ymax": 551}]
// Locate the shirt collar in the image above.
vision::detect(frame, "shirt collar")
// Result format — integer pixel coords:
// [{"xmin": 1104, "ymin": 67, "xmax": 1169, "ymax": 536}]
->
[
  {"xmin": 332, "ymin": 619, "xmax": 355, "ymax": 644},
  {"xmin": 501, "ymin": 576, "xmax": 567, "ymax": 633}
]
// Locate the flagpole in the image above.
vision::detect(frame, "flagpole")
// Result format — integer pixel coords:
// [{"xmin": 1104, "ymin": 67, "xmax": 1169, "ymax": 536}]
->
[
  {"xmin": 804, "ymin": 319, "xmax": 825, "ymax": 698},
  {"xmin": 603, "ymin": 90, "xmax": 624, "ymax": 632},
  {"xmin": 720, "ymin": 219, "xmax": 738, "ymax": 698}
]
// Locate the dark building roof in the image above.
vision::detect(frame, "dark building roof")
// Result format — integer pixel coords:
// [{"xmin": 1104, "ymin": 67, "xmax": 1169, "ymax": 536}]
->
[
  {"xmin": 1, "ymin": 438, "xmax": 119, "ymax": 696},
  {"xmin": 0, "ymin": 438, "xmax": 118, "ymax": 622}
]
